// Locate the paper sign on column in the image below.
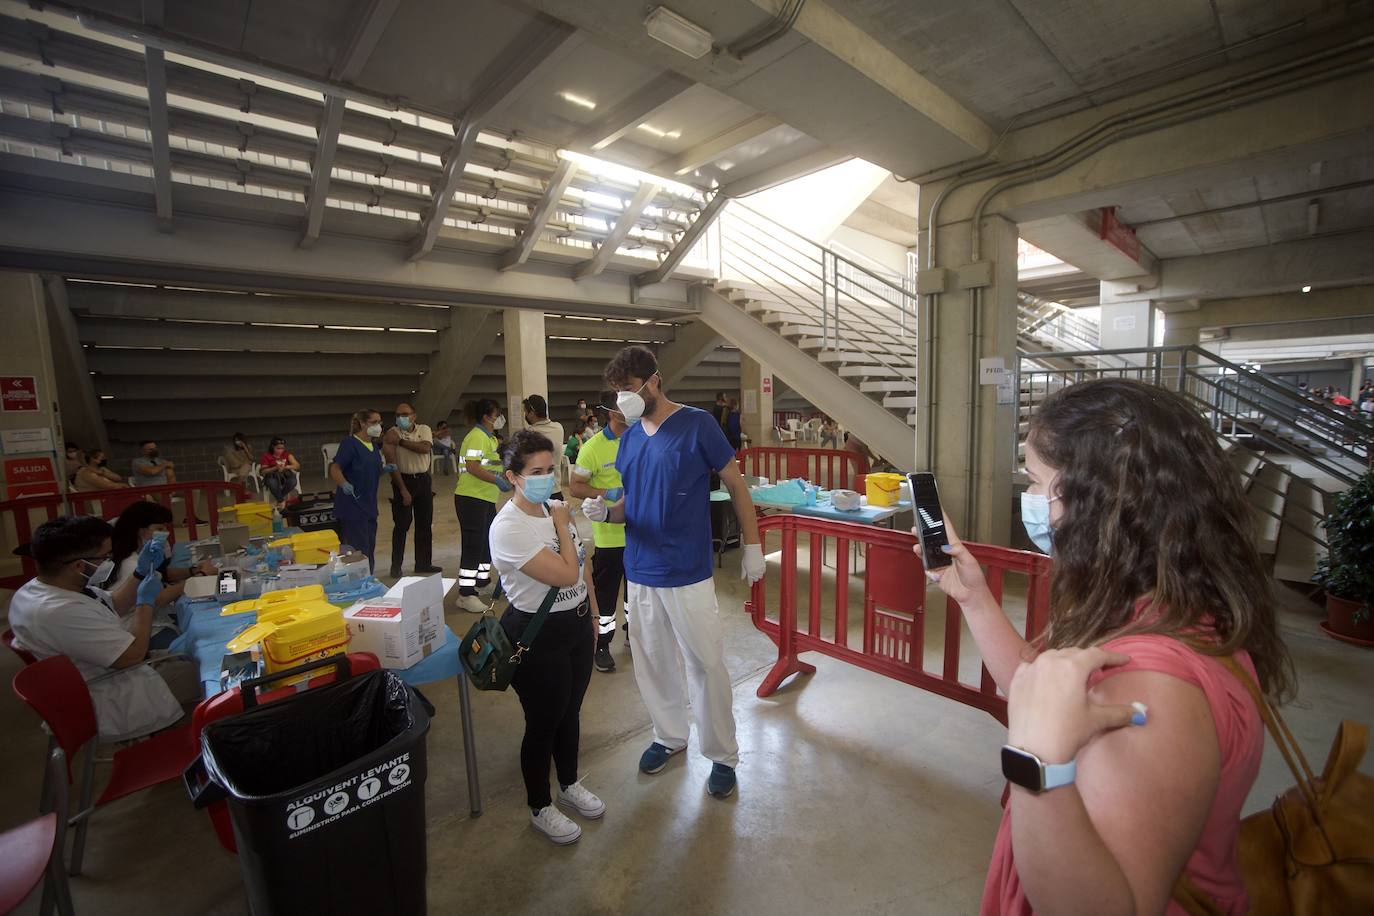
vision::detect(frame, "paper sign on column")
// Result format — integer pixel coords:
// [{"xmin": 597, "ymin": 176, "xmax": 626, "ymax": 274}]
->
[
  {"xmin": 743, "ymin": 390, "xmax": 757, "ymax": 414},
  {"xmin": 979, "ymin": 357, "xmax": 1007, "ymax": 385},
  {"xmin": 997, "ymin": 377, "xmax": 1016, "ymax": 406},
  {"xmin": 1, "ymin": 427, "xmax": 54, "ymax": 453}
]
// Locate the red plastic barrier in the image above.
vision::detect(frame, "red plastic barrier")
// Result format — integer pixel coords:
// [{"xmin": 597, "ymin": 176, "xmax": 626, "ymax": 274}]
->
[
  {"xmin": 736, "ymin": 447, "xmax": 870, "ymax": 491},
  {"xmin": 747, "ymin": 515, "xmax": 1051, "ymax": 724},
  {"xmin": 1, "ymin": 481, "xmax": 248, "ymax": 588}
]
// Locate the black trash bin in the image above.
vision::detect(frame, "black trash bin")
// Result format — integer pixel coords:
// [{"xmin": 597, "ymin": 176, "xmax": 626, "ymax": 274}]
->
[{"xmin": 185, "ymin": 659, "xmax": 431, "ymax": 916}]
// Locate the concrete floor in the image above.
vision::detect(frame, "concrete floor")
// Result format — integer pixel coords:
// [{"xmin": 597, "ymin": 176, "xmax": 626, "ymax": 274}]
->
[{"xmin": 2, "ymin": 474, "xmax": 1372, "ymax": 915}]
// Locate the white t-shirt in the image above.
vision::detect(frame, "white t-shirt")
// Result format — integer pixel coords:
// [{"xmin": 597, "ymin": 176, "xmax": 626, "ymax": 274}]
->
[
  {"xmin": 8, "ymin": 579, "xmax": 184, "ymax": 741},
  {"xmin": 489, "ymin": 501, "xmax": 588, "ymax": 613}
]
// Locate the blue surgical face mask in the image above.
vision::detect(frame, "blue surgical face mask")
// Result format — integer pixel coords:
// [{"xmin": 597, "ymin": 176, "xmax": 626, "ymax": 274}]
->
[
  {"xmin": 519, "ymin": 473, "xmax": 556, "ymax": 504},
  {"xmin": 1020, "ymin": 492, "xmax": 1059, "ymax": 555},
  {"xmin": 397, "ymin": 416, "xmax": 412, "ymax": 431}
]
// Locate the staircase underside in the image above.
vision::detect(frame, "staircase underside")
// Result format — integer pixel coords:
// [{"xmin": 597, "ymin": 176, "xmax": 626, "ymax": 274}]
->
[{"xmin": 698, "ymin": 286, "xmax": 916, "ymax": 470}]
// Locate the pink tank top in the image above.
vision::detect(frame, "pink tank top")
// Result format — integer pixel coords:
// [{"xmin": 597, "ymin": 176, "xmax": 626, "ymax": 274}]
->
[{"xmin": 980, "ymin": 635, "xmax": 1263, "ymax": 915}]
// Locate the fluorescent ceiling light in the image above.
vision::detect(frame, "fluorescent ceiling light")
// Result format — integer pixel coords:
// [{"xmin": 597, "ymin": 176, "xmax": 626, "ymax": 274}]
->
[
  {"xmin": 637, "ymin": 123, "xmax": 681, "ymax": 140},
  {"xmin": 558, "ymin": 91, "xmax": 597, "ymax": 110},
  {"xmin": 1301, "ymin": 285, "xmax": 1312, "ymax": 293},
  {"xmin": 644, "ymin": 6, "xmax": 714, "ymax": 59}
]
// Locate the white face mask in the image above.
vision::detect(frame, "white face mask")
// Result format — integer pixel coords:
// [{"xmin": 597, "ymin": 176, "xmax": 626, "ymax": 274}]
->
[
  {"xmin": 617, "ymin": 375, "xmax": 655, "ymax": 424},
  {"xmin": 365, "ymin": 423, "xmax": 382, "ymax": 438},
  {"xmin": 492, "ymin": 415, "xmax": 506, "ymax": 431}
]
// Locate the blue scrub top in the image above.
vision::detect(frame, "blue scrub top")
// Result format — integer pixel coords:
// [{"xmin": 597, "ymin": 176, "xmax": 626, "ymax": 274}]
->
[
  {"xmin": 617, "ymin": 405, "xmax": 736, "ymax": 587},
  {"xmin": 333, "ymin": 434, "xmax": 383, "ymax": 520}
]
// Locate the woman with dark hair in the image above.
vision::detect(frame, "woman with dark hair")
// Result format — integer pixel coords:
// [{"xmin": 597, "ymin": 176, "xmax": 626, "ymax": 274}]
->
[
  {"xmin": 72, "ymin": 448, "xmax": 129, "ymax": 492},
  {"xmin": 454, "ymin": 398, "xmax": 507, "ymax": 612},
  {"xmin": 259, "ymin": 436, "xmax": 300, "ymax": 507},
  {"xmin": 489, "ymin": 428, "xmax": 601, "ymax": 845},
  {"xmin": 919, "ymin": 378, "xmax": 1291, "ymax": 915},
  {"xmin": 330, "ymin": 408, "xmax": 384, "ymax": 571},
  {"xmin": 104, "ymin": 501, "xmax": 213, "ymax": 648}
]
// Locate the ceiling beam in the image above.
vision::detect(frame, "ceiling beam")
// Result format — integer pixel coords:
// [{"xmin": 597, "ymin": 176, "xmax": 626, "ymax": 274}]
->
[
  {"xmin": 499, "ymin": 159, "xmax": 578, "ymax": 271},
  {"xmin": 76, "ymin": 317, "xmax": 441, "ymax": 355},
  {"xmin": 330, "ymin": 0, "xmax": 401, "ymax": 82},
  {"xmin": 301, "ymin": 96, "xmax": 346, "ymax": 248},
  {"xmin": 636, "ymin": 193, "xmax": 726, "ymax": 287},
  {"xmin": 141, "ymin": 0, "xmax": 171, "ymax": 231},
  {"xmin": 745, "ymin": 0, "xmax": 994, "ymax": 154},
  {"xmin": 67, "ymin": 285, "xmax": 453, "ymax": 329},
  {"xmin": 573, "ymin": 72, "xmax": 695, "ymax": 151},
  {"xmin": 574, "ymin": 182, "xmax": 659, "ymax": 280},
  {"xmin": 655, "ymin": 114, "xmax": 782, "ymax": 176},
  {"xmin": 86, "ymin": 348, "xmax": 425, "ymax": 377},
  {"xmin": 409, "ymin": 23, "xmax": 584, "ymax": 261}
]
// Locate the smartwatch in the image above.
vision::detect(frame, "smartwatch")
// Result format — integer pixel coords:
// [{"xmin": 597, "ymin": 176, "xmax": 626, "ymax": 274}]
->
[{"xmin": 1001, "ymin": 745, "xmax": 1077, "ymax": 793}]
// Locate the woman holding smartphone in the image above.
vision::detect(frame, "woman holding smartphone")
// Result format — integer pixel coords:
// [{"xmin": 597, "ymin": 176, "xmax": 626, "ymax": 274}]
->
[
  {"xmin": 920, "ymin": 378, "xmax": 1291, "ymax": 915},
  {"xmin": 489, "ymin": 429, "xmax": 603, "ymax": 846}
]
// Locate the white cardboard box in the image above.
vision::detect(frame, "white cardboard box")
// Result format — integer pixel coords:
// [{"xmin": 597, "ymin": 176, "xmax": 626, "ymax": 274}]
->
[{"xmin": 343, "ymin": 574, "xmax": 448, "ymax": 669}]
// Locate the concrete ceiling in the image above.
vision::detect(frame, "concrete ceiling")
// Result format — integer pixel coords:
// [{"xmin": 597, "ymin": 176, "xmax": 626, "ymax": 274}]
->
[{"xmin": 1114, "ymin": 151, "xmax": 1374, "ymax": 258}]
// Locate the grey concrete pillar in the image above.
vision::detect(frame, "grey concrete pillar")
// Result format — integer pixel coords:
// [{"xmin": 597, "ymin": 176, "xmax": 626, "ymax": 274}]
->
[
  {"xmin": 739, "ymin": 354, "xmax": 773, "ymax": 448},
  {"xmin": 503, "ymin": 309, "xmax": 548, "ymax": 433},
  {"xmin": 0, "ymin": 272, "xmax": 64, "ymax": 499}
]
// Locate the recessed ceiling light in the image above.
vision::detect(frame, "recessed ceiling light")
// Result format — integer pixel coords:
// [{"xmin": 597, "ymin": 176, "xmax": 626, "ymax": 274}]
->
[
  {"xmin": 558, "ymin": 91, "xmax": 597, "ymax": 110},
  {"xmin": 1301, "ymin": 285, "xmax": 1312, "ymax": 293},
  {"xmin": 644, "ymin": 6, "xmax": 714, "ymax": 59},
  {"xmin": 637, "ymin": 123, "xmax": 681, "ymax": 140}
]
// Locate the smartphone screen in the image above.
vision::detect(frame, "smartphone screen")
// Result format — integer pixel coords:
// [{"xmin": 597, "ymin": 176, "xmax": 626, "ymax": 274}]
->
[{"xmin": 908, "ymin": 473, "xmax": 952, "ymax": 568}]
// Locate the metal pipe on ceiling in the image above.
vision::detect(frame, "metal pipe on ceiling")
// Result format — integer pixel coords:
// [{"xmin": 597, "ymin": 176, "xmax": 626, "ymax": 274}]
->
[{"xmin": 1126, "ymin": 178, "xmax": 1374, "ymax": 229}]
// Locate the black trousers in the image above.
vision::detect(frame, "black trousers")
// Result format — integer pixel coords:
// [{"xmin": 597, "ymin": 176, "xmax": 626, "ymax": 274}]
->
[
  {"xmin": 591, "ymin": 545, "xmax": 626, "ymax": 650},
  {"xmin": 502, "ymin": 604, "xmax": 594, "ymax": 809},
  {"xmin": 390, "ymin": 472, "xmax": 433, "ymax": 572},
  {"xmin": 454, "ymin": 494, "xmax": 496, "ymax": 595}
]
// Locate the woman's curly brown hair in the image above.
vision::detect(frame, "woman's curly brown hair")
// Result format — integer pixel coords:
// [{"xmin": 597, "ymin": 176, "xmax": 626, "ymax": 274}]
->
[{"xmin": 1029, "ymin": 378, "xmax": 1293, "ymax": 701}]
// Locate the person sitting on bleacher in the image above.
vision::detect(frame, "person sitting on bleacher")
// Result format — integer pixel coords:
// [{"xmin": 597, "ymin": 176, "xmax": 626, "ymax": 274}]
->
[
  {"xmin": 222, "ymin": 432, "xmax": 255, "ymax": 484},
  {"xmin": 73, "ymin": 448, "xmax": 129, "ymax": 492},
  {"xmin": 131, "ymin": 440, "xmax": 177, "ymax": 486},
  {"xmin": 8, "ymin": 517, "xmax": 201, "ymax": 741}
]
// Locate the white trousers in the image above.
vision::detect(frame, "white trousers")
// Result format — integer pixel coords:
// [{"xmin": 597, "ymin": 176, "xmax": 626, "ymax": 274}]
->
[{"xmin": 627, "ymin": 578, "xmax": 739, "ymax": 767}]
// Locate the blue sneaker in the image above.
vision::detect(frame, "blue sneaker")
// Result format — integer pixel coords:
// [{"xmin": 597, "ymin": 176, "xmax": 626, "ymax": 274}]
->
[
  {"xmin": 706, "ymin": 763, "xmax": 737, "ymax": 799},
  {"xmin": 638, "ymin": 742, "xmax": 683, "ymax": 775}
]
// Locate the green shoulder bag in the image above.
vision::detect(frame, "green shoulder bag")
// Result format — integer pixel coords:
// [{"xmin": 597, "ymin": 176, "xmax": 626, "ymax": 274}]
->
[{"xmin": 459, "ymin": 582, "xmax": 558, "ymax": 691}]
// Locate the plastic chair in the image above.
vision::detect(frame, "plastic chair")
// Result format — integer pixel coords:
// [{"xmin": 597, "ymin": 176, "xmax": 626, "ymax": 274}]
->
[
  {"xmin": 0, "ymin": 747, "xmax": 74, "ymax": 916},
  {"xmin": 321, "ymin": 443, "xmax": 339, "ymax": 480},
  {"xmin": 188, "ymin": 652, "xmax": 382, "ymax": 853},
  {"xmin": 217, "ymin": 457, "xmax": 261, "ymax": 495},
  {"xmin": 774, "ymin": 425, "xmax": 797, "ymax": 443},
  {"xmin": 3, "ymin": 628, "xmax": 37, "ymax": 666},
  {"xmin": 11, "ymin": 656, "xmax": 198, "ymax": 876},
  {"xmin": 801, "ymin": 418, "xmax": 823, "ymax": 443}
]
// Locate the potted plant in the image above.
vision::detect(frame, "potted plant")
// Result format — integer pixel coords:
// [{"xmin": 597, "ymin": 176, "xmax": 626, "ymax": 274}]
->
[{"xmin": 1314, "ymin": 470, "xmax": 1374, "ymax": 645}]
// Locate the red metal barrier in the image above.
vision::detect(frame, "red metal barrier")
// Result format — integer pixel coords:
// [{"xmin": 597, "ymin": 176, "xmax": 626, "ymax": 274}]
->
[
  {"xmin": 747, "ymin": 515, "xmax": 1051, "ymax": 724},
  {"xmin": 1, "ymin": 481, "xmax": 249, "ymax": 589},
  {"xmin": 736, "ymin": 447, "xmax": 870, "ymax": 491}
]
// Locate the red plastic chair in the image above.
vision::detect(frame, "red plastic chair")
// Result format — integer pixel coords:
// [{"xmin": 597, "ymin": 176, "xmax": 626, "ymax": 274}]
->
[
  {"xmin": 12, "ymin": 656, "xmax": 199, "ymax": 876},
  {"xmin": 2, "ymin": 628, "xmax": 38, "ymax": 666},
  {"xmin": 188, "ymin": 652, "xmax": 381, "ymax": 853},
  {"xmin": 0, "ymin": 747, "xmax": 74, "ymax": 915}
]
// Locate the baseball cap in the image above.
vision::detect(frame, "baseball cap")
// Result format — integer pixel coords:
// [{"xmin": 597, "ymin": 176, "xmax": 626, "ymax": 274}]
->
[{"xmin": 593, "ymin": 390, "xmax": 618, "ymax": 412}]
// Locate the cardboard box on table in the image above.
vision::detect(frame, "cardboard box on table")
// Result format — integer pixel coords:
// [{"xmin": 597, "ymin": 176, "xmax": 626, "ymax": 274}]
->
[{"xmin": 343, "ymin": 574, "xmax": 449, "ymax": 669}]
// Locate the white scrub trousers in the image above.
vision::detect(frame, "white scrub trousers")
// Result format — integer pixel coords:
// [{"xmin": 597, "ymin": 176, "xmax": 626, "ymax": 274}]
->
[{"xmin": 626, "ymin": 578, "xmax": 739, "ymax": 768}]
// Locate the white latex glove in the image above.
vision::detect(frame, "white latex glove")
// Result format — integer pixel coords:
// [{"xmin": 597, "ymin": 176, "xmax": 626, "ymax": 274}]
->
[
  {"xmin": 741, "ymin": 543, "xmax": 766, "ymax": 584},
  {"xmin": 582, "ymin": 495, "xmax": 609, "ymax": 522}
]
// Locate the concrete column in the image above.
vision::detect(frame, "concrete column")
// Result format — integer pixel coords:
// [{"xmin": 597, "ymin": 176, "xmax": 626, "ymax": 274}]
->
[
  {"xmin": 920, "ymin": 213, "xmax": 1018, "ymax": 544},
  {"xmin": 1350, "ymin": 359, "xmax": 1367, "ymax": 401},
  {"xmin": 739, "ymin": 353, "xmax": 773, "ymax": 448},
  {"xmin": 1160, "ymin": 321, "xmax": 1201, "ymax": 394},
  {"xmin": 0, "ymin": 271, "xmax": 64, "ymax": 500},
  {"xmin": 1097, "ymin": 293, "xmax": 1155, "ymax": 365},
  {"xmin": 502, "ymin": 309, "xmax": 548, "ymax": 433},
  {"xmin": 43, "ymin": 277, "xmax": 108, "ymax": 451}
]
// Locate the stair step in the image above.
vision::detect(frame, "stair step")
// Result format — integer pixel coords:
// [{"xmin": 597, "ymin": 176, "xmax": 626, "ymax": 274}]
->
[
  {"xmin": 859, "ymin": 380, "xmax": 917, "ymax": 393},
  {"xmin": 815, "ymin": 350, "xmax": 876, "ymax": 363},
  {"xmin": 838, "ymin": 365, "xmax": 909, "ymax": 379},
  {"xmin": 778, "ymin": 323, "xmax": 826, "ymax": 337},
  {"xmin": 883, "ymin": 395, "xmax": 919, "ymax": 408}
]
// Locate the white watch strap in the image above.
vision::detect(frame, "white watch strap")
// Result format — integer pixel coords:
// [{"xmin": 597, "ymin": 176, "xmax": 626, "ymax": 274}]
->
[{"xmin": 1042, "ymin": 759, "xmax": 1077, "ymax": 790}]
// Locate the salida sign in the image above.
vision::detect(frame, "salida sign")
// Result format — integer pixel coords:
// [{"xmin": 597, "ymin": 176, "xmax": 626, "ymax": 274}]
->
[
  {"xmin": 0, "ymin": 376, "xmax": 38, "ymax": 412},
  {"xmin": 4, "ymin": 457, "xmax": 58, "ymax": 497}
]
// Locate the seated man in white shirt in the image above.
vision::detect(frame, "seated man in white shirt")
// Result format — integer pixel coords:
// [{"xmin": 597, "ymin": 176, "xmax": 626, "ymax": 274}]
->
[{"xmin": 9, "ymin": 516, "xmax": 200, "ymax": 742}]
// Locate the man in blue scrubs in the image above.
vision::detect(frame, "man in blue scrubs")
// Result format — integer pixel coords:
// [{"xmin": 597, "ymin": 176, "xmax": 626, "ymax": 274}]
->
[{"xmin": 583, "ymin": 346, "xmax": 765, "ymax": 799}]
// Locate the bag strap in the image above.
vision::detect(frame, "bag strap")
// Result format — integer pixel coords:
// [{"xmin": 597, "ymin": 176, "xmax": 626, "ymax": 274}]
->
[
  {"xmin": 513, "ymin": 587, "xmax": 559, "ymax": 654},
  {"xmin": 1214, "ymin": 656, "xmax": 1325, "ymax": 821}
]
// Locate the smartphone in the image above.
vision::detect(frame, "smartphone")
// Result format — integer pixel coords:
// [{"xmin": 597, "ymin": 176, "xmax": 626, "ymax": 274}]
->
[
  {"xmin": 908, "ymin": 473, "xmax": 952, "ymax": 569},
  {"xmin": 218, "ymin": 569, "xmax": 242, "ymax": 595}
]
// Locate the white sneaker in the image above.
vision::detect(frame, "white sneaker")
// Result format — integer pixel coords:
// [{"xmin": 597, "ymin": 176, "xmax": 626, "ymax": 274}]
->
[
  {"xmin": 557, "ymin": 781, "xmax": 606, "ymax": 819},
  {"xmin": 530, "ymin": 805, "xmax": 581, "ymax": 845},
  {"xmin": 458, "ymin": 594, "xmax": 489, "ymax": 614}
]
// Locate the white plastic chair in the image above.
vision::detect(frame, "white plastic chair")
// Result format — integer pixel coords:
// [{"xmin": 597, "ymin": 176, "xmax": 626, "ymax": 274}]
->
[
  {"xmin": 786, "ymin": 418, "xmax": 803, "ymax": 441},
  {"xmin": 801, "ymin": 418, "xmax": 823, "ymax": 443},
  {"xmin": 217, "ymin": 456, "xmax": 260, "ymax": 494},
  {"xmin": 321, "ymin": 443, "xmax": 339, "ymax": 480},
  {"xmin": 774, "ymin": 425, "xmax": 796, "ymax": 443}
]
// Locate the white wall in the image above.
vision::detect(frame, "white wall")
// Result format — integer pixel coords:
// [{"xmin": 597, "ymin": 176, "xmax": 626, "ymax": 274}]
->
[{"xmin": 829, "ymin": 225, "xmax": 910, "ymax": 276}]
